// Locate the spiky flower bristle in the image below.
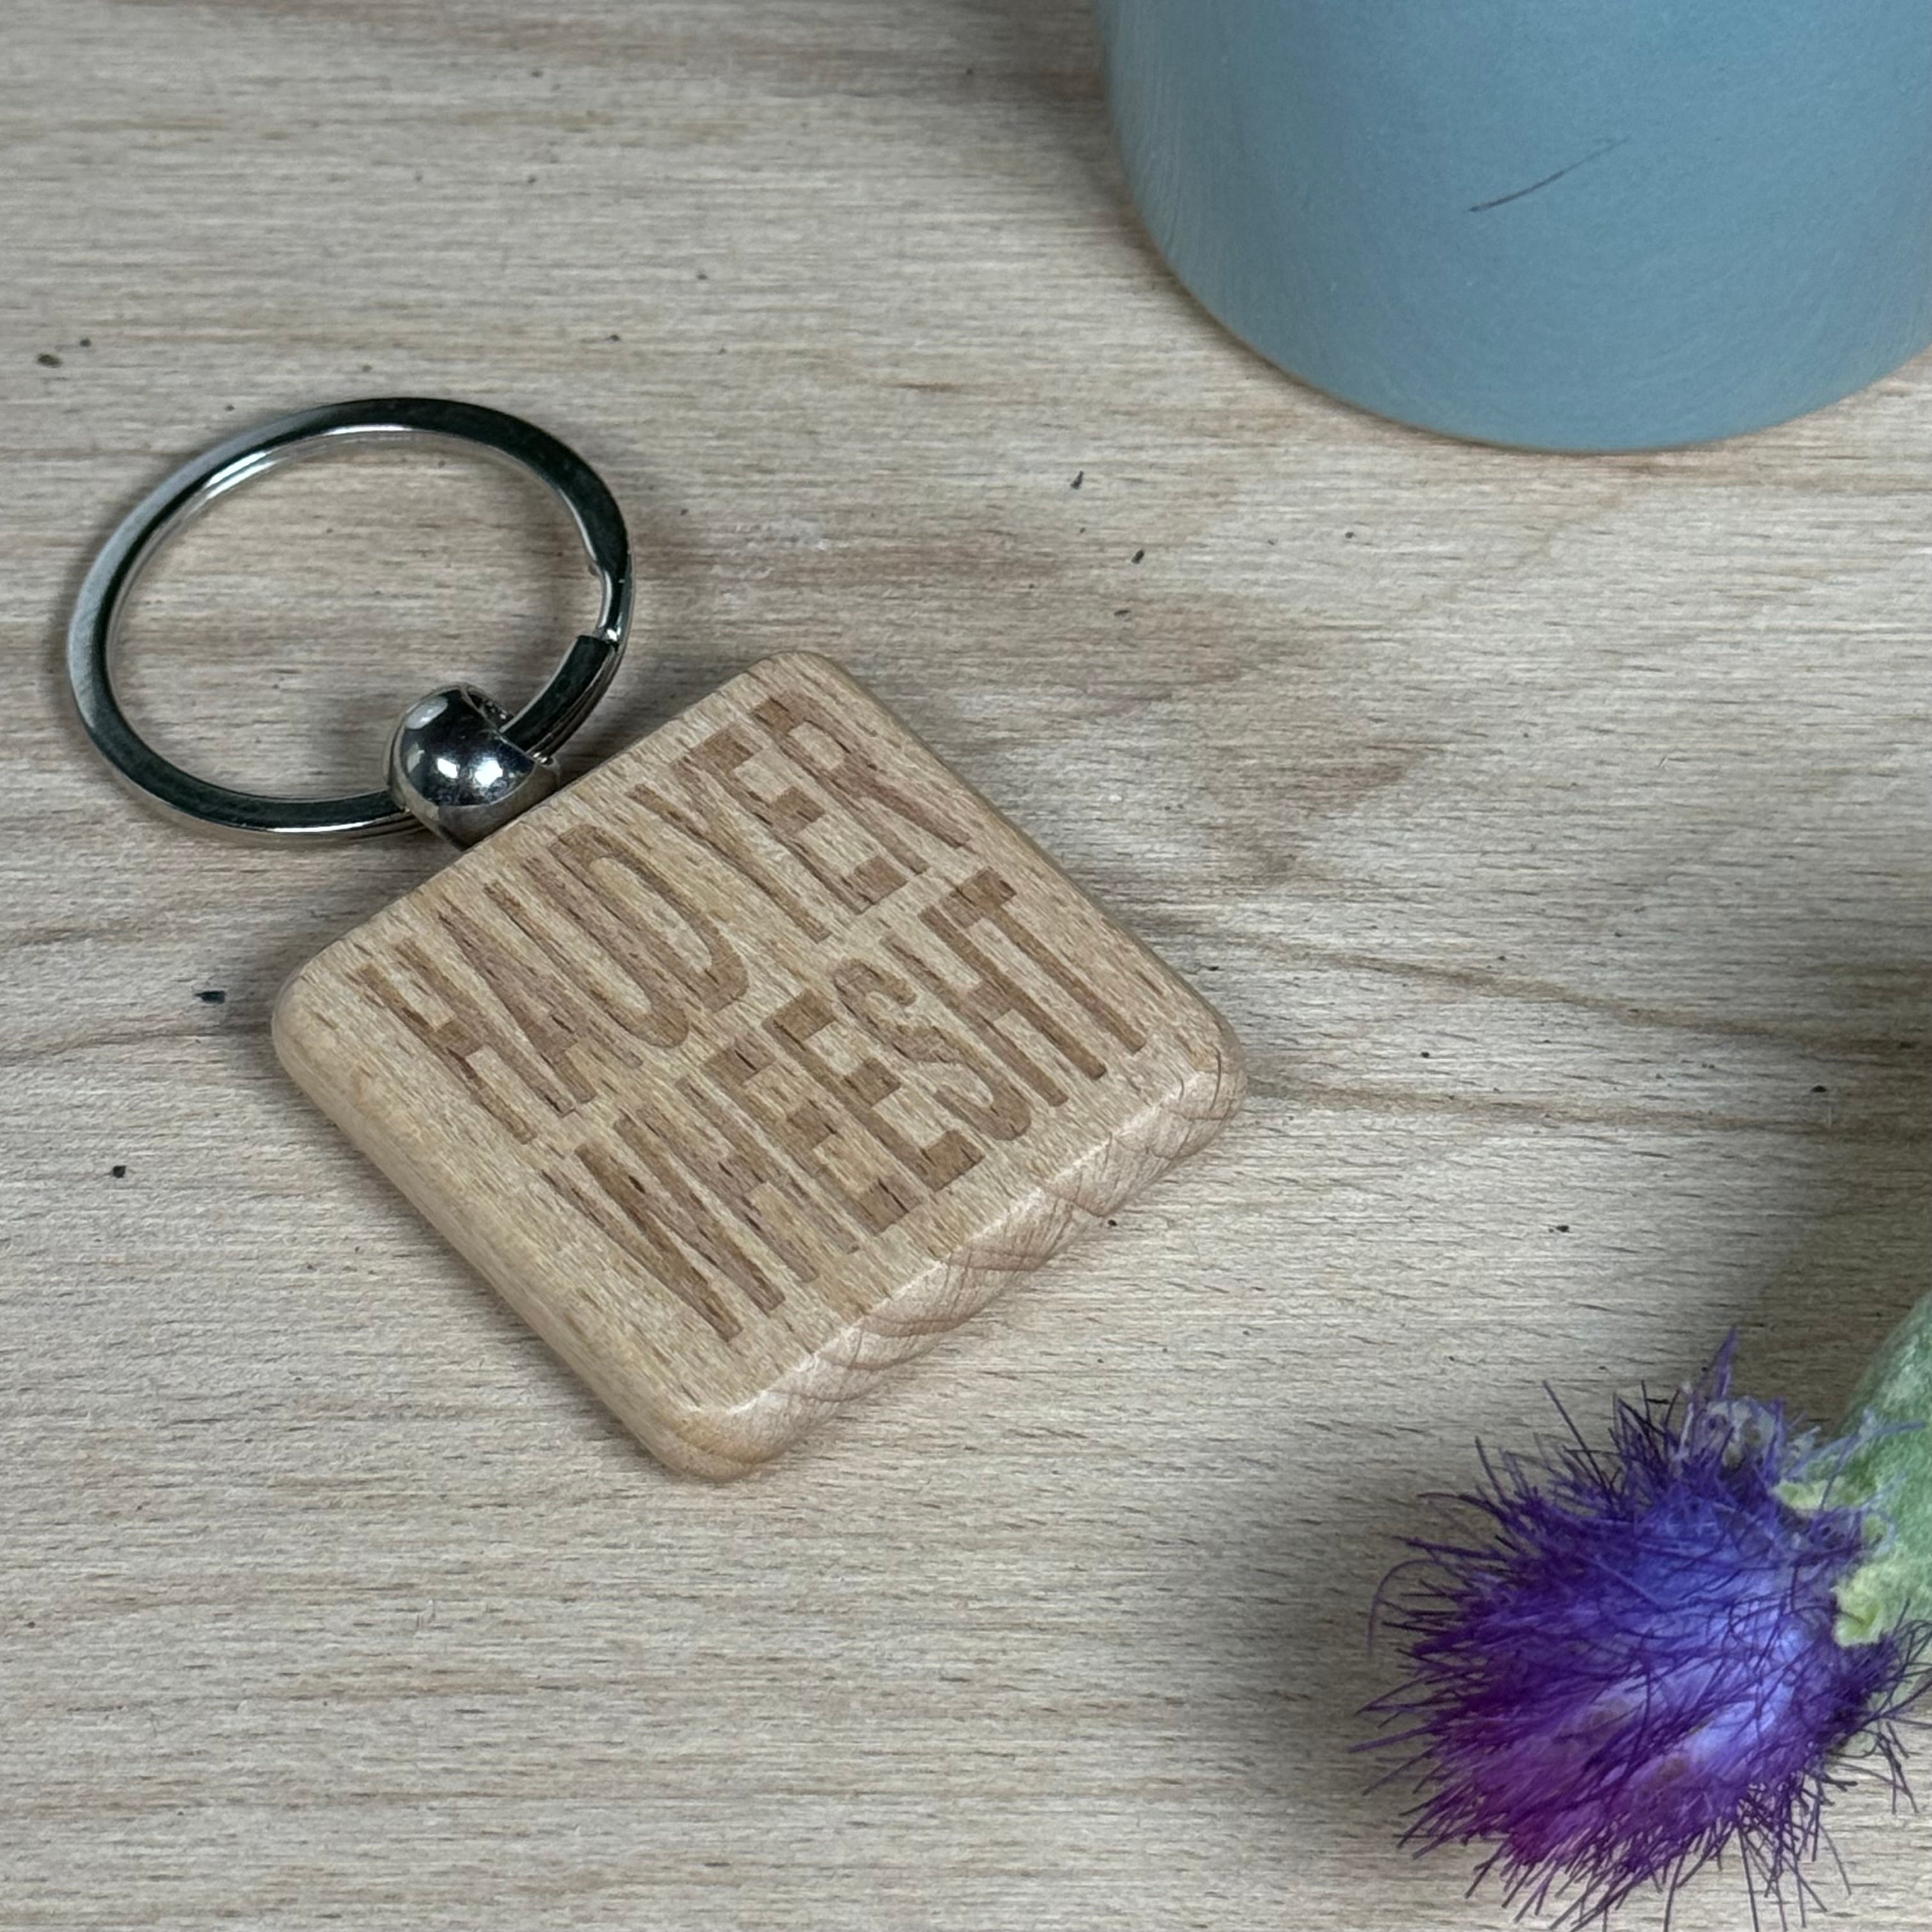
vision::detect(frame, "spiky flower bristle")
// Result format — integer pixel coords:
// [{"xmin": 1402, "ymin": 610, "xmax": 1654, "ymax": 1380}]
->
[{"xmin": 1367, "ymin": 1349, "xmax": 1927, "ymax": 1926}]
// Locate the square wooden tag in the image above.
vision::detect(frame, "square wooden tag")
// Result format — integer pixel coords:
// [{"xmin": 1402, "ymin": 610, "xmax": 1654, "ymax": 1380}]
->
[{"xmin": 273, "ymin": 654, "xmax": 1244, "ymax": 1476}]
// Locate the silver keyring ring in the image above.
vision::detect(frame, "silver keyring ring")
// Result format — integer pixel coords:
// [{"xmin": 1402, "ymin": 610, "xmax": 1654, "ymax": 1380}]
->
[{"xmin": 65, "ymin": 397, "xmax": 634, "ymax": 839}]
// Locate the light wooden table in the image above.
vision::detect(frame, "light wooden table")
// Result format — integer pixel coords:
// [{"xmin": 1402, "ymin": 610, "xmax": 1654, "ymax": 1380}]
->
[{"xmin": 8, "ymin": 5, "xmax": 1932, "ymax": 1929}]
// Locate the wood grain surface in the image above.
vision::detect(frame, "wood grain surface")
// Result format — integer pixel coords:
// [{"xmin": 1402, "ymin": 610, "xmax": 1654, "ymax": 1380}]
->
[{"xmin": 6, "ymin": 1, "xmax": 1932, "ymax": 1926}]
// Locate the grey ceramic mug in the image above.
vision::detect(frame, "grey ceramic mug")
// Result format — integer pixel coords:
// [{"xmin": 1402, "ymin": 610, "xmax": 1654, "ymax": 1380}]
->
[{"xmin": 1095, "ymin": 0, "xmax": 1932, "ymax": 450}]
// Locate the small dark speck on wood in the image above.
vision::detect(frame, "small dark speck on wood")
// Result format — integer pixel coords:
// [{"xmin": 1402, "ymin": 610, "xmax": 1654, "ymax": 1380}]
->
[
  {"xmin": 1131, "ymin": 548, "xmax": 1145, "ymax": 564},
  {"xmin": 1071, "ymin": 470, "xmax": 1084, "ymax": 489},
  {"xmin": 110, "ymin": 1164, "xmax": 127, "ymax": 1179},
  {"xmin": 1553, "ymin": 1223, "xmax": 1570, "ymax": 1233},
  {"xmin": 37, "ymin": 351, "xmax": 61, "ymax": 367},
  {"xmin": 197, "ymin": 988, "xmax": 227, "ymax": 1004}
]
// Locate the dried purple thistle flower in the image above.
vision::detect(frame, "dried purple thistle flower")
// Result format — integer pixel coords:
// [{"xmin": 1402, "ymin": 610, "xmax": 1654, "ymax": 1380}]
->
[{"xmin": 1367, "ymin": 1342, "xmax": 1928, "ymax": 1927}]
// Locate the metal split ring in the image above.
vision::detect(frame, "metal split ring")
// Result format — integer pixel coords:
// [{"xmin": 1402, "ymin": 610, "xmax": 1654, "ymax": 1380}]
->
[{"xmin": 65, "ymin": 397, "xmax": 634, "ymax": 844}]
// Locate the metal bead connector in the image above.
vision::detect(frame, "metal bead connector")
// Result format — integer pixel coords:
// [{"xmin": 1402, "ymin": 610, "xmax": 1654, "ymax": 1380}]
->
[{"xmin": 387, "ymin": 684, "xmax": 561, "ymax": 847}]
